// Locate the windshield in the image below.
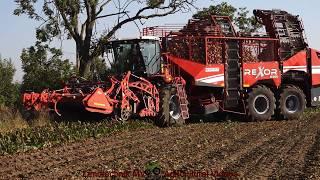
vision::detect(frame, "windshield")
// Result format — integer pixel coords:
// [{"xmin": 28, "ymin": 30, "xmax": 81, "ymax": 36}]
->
[
  {"xmin": 105, "ymin": 39, "xmax": 161, "ymax": 76},
  {"xmin": 139, "ymin": 40, "xmax": 161, "ymax": 75}
]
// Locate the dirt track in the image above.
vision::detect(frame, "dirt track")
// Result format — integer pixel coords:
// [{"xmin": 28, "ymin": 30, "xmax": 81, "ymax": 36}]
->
[{"xmin": 1, "ymin": 114, "xmax": 320, "ymax": 179}]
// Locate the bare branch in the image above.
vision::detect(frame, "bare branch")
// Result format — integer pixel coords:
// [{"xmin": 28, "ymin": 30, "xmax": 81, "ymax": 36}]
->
[
  {"xmin": 95, "ymin": 11, "xmax": 128, "ymax": 21},
  {"xmin": 105, "ymin": 0, "xmax": 193, "ymax": 40},
  {"xmin": 91, "ymin": 0, "xmax": 196, "ymax": 58},
  {"xmin": 96, "ymin": 0, "xmax": 112, "ymax": 16}
]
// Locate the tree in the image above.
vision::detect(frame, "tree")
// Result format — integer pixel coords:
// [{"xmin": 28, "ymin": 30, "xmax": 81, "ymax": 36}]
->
[
  {"xmin": 236, "ymin": 7, "xmax": 261, "ymax": 33},
  {"xmin": 20, "ymin": 45, "xmax": 74, "ymax": 92},
  {"xmin": 193, "ymin": 2, "xmax": 237, "ymax": 19},
  {"xmin": 193, "ymin": 2, "xmax": 261, "ymax": 33},
  {"xmin": 87, "ymin": 56, "xmax": 108, "ymax": 81},
  {"xmin": 14, "ymin": 0, "xmax": 195, "ymax": 77},
  {"xmin": 0, "ymin": 57, "xmax": 20, "ymax": 107}
]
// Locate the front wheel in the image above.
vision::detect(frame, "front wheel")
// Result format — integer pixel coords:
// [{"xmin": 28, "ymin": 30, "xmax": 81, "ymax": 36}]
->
[
  {"xmin": 156, "ymin": 86, "xmax": 185, "ymax": 127},
  {"xmin": 279, "ymin": 85, "xmax": 306, "ymax": 120},
  {"xmin": 246, "ymin": 85, "xmax": 276, "ymax": 121}
]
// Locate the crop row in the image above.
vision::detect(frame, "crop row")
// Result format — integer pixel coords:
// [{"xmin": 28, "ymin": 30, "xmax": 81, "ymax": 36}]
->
[{"xmin": 0, "ymin": 120, "xmax": 153, "ymax": 155}]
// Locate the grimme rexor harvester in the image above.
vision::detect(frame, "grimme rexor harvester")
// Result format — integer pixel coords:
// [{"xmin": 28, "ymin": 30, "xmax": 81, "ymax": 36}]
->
[{"xmin": 23, "ymin": 9, "xmax": 320, "ymax": 125}]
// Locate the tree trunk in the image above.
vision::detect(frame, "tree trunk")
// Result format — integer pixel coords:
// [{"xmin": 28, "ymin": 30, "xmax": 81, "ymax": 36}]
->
[
  {"xmin": 77, "ymin": 45, "xmax": 92, "ymax": 77},
  {"xmin": 77, "ymin": 19, "xmax": 95, "ymax": 77},
  {"xmin": 79, "ymin": 59, "xmax": 91, "ymax": 78},
  {"xmin": 76, "ymin": 44, "xmax": 81, "ymax": 72}
]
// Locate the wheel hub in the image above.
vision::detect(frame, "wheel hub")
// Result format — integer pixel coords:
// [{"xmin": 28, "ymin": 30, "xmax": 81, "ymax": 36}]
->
[
  {"xmin": 285, "ymin": 95, "xmax": 299, "ymax": 113},
  {"xmin": 253, "ymin": 94, "xmax": 270, "ymax": 115},
  {"xmin": 169, "ymin": 95, "xmax": 181, "ymax": 120}
]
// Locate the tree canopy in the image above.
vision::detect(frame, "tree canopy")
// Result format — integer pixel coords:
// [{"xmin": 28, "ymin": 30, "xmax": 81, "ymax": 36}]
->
[
  {"xmin": 193, "ymin": 2, "xmax": 261, "ymax": 33},
  {"xmin": 0, "ymin": 57, "xmax": 19, "ymax": 107},
  {"xmin": 20, "ymin": 45, "xmax": 74, "ymax": 92},
  {"xmin": 14, "ymin": 0, "xmax": 195, "ymax": 77}
]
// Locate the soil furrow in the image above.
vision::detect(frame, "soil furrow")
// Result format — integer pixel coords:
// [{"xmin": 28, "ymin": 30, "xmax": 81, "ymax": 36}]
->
[
  {"xmin": 301, "ymin": 130, "xmax": 320, "ymax": 179},
  {"xmin": 221, "ymin": 118, "xmax": 316, "ymax": 178},
  {"xmin": 32, "ymin": 121, "xmax": 283, "ymax": 178},
  {"xmin": 1, "ymin": 115, "xmax": 320, "ymax": 179}
]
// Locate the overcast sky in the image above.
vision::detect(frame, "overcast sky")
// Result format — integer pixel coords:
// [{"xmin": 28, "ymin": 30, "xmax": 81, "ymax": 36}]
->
[{"xmin": 1, "ymin": 0, "xmax": 320, "ymax": 82}]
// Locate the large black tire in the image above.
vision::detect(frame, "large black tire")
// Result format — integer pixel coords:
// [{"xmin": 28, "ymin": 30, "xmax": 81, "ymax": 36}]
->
[
  {"xmin": 156, "ymin": 86, "xmax": 185, "ymax": 127},
  {"xmin": 246, "ymin": 85, "xmax": 276, "ymax": 121},
  {"xmin": 279, "ymin": 85, "xmax": 306, "ymax": 120}
]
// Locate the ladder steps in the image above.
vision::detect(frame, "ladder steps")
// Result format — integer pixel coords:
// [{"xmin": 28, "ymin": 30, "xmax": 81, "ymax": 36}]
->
[
  {"xmin": 224, "ymin": 41, "xmax": 241, "ymax": 108},
  {"xmin": 176, "ymin": 84, "xmax": 189, "ymax": 119}
]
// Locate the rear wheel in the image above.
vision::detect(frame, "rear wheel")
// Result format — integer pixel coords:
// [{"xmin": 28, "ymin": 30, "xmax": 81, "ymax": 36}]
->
[
  {"xmin": 279, "ymin": 85, "xmax": 306, "ymax": 120},
  {"xmin": 156, "ymin": 86, "xmax": 185, "ymax": 127},
  {"xmin": 246, "ymin": 85, "xmax": 275, "ymax": 121}
]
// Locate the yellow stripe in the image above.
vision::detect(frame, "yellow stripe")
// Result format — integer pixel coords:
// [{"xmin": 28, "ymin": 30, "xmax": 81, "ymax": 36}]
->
[{"xmin": 93, "ymin": 102, "xmax": 106, "ymax": 107}]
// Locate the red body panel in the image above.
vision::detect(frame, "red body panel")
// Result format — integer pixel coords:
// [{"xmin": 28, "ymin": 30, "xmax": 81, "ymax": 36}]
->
[
  {"xmin": 310, "ymin": 49, "xmax": 320, "ymax": 86},
  {"xmin": 168, "ymin": 55, "xmax": 282, "ymax": 88},
  {"xmin": 283, "ymin": 51, "xmax": 307, "ymax": 73},
  {"xmin": 168, "ymin": 55, "xmax": 205, "ymax": 77},
  {"xmin": 280, "ymin": 49, "xmax": 320, "ymax": 86},
  {"xmin": 168, "ymin": 48, "xmax": 320, "ymax": 89},
  {"xmin": 168, "ymin": 55, "xmax": 224, "ymax": 87},
  {"xmin": 243, "ymin": 62, "xmax": 281, "ymax": 87},
  {"xmin": 195, "ymin": 64, "xmax": 224, "ymax": 87}
]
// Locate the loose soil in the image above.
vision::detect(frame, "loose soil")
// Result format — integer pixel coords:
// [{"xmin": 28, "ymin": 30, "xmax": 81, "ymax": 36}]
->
[{"xmin": 1, "ymin": 115, "xmax": 320, "ymax": 179}]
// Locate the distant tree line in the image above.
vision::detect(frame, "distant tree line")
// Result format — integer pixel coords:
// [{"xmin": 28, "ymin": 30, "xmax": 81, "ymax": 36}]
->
[{"xmin": 0, "ymin": 57, "xmax": 20, "ymax": 107}]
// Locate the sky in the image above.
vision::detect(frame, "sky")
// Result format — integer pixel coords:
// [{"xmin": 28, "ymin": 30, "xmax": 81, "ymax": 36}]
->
[{"xmin": 1, "ymin": 0, "xmax": 320, "ymax": 82}]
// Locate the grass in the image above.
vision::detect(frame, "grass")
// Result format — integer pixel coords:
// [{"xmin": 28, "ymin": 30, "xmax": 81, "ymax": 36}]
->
[
  {"xmin": 0, "ymin": 106, "xmax": 29, "ymax": 134},
  {"xmin": 299, "ymin": 107, "xmax": 320, "ymax": 120},
  {"xmin": 0, "ymin": 107, "xmax": 53, "ymax": 134}
]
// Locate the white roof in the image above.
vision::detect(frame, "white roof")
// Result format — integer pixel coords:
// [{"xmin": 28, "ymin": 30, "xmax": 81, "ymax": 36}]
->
[
  {"xmin": 113, "ymin": 36, "xmax": 160, "ymax": 41},
  {"xmin": 140, "ymin": 36, "xmax": 160, "ymax": 40}
]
